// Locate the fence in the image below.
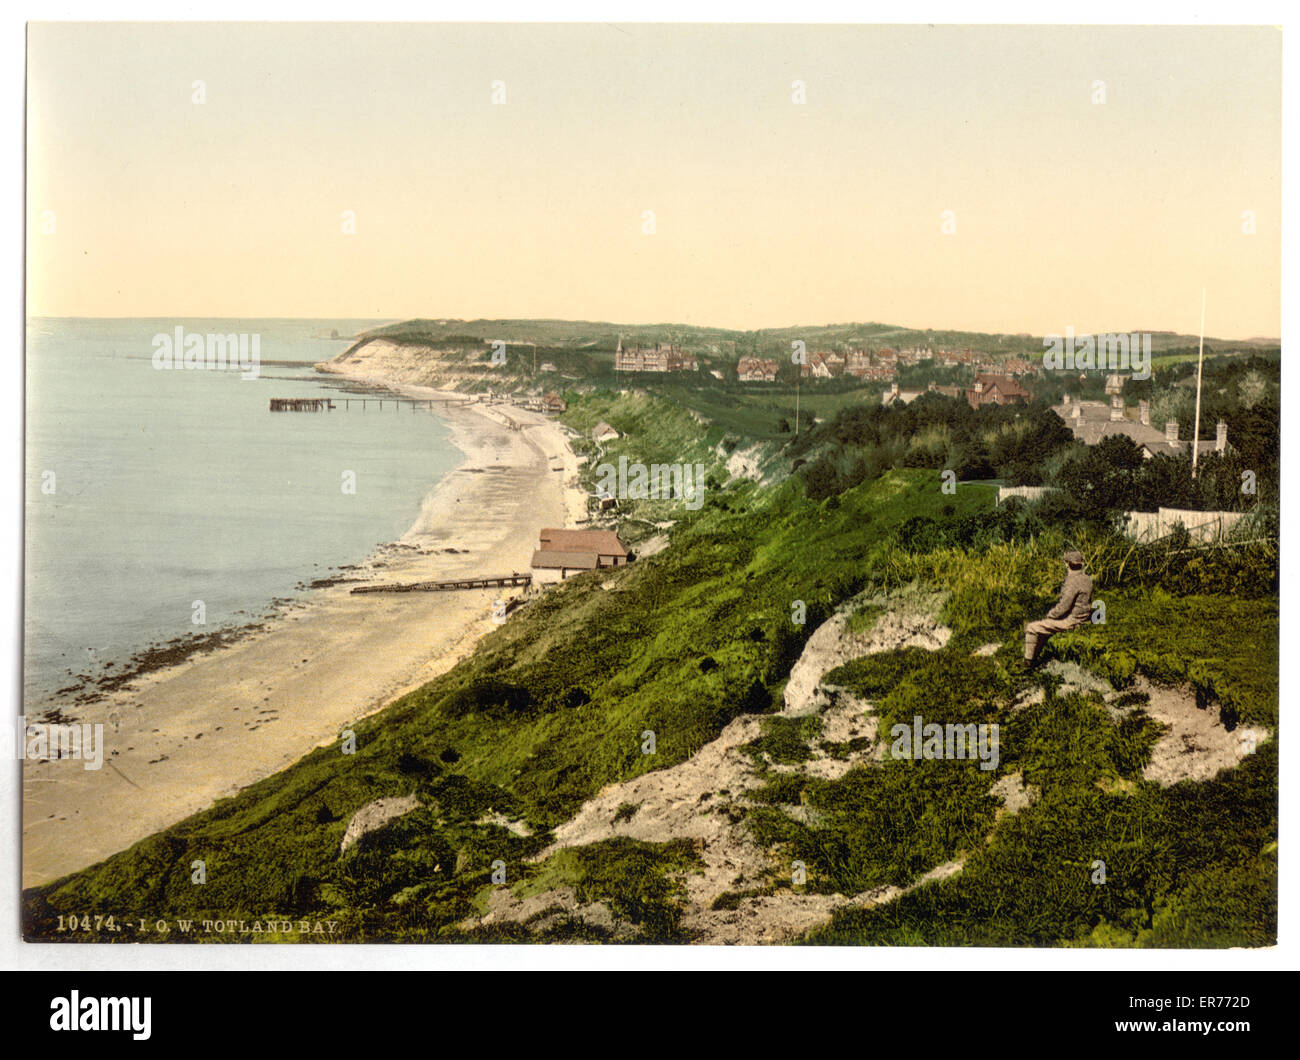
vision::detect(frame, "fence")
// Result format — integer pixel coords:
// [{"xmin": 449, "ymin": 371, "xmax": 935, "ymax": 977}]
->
[
  {"xmin": 996, "ymin": 486, "xmax": 1060, "ymax": 505},
  {"xmin": 1121, "ymin": 507, "xmax": 1246, "ymax": 544}
]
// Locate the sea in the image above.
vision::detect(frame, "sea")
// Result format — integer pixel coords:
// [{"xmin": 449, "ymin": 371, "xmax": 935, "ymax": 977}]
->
[{"xmin": 24, "ymin": 318, "xmax": 462, "ymax": 708}]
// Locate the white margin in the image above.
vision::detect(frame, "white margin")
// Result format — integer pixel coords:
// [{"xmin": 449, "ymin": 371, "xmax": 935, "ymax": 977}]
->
[{"xmin": 2, "ymin": 1, "xmax": 1294, "ymax": 974}]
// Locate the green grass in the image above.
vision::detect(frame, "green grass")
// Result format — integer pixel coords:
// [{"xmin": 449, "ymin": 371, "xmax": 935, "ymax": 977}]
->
[
  {"xmin": 798, "ymin": 615, "xmax": 1275, "ymax": 947},
  {"xmin": 496, "ymin": 837, "xmax": 701, "ymax": 940},
  {"xmin": 742, "ymin": 715, "xmax": 824, "ymax": 765},
  {"xmin": 1050, "ymin": 592, "xmax": 1278, "ymax": 727},
  {"xmin": 805, "ymin": 739, "xmax": 1276, "ymax": 947},
  {"xmin": 21, "ymin": 397, "xmax": 1277, "ymax": 947}
]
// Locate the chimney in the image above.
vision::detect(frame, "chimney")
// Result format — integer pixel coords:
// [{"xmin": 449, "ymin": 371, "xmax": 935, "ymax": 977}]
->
[
  {"xmin": 1071, "ymin": 403, "xmax": 1082, "ymax": 420},
  {"xmin": 890, "ymin": 382, "xmax": 899, "ymax": 396},
  {"xmin": 1139, "ymin": 400, "xmax": 1150, "ymax": 426},
  {"xmin": 1165, "ymin": 420, "xmax": 1179, "ymax": 443},
  {"xmin": 1110, "ymin": 396, "xmax": 1124, "ymax": 422},
  {"xmin": 1216, "ymin": 421, "xmax": 1228, "ymax": 452}
]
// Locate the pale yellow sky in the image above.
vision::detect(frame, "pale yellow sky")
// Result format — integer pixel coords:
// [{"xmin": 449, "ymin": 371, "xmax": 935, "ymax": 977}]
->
[{"xmin": 26, "ymin": 22, "xmax": 1281, "ymax": 338}]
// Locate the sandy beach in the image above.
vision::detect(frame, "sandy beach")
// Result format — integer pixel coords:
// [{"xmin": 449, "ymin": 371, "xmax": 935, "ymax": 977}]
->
[{"xmin": 22, "ymin": 374, "xmax": 587, "ymax": 888}]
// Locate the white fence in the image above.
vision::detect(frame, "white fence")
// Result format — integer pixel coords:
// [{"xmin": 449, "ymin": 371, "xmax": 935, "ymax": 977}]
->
[
  {"xmin": 996, "ymin": 486, "xmax": 1059, "ymax": 505},
  {"xmin": 1121, "ymin": 507, "xmax": 1246, "ymax": 543}
]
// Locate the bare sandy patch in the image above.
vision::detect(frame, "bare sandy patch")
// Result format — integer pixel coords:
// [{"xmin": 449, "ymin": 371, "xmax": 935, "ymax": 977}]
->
[
  {"xmin": 1131, "ymin": 677, "xmax": 1271, "ymax": 786},
  {"xmin": 341, "ymin": 794, "xmax": 422, "ymax": 853}
]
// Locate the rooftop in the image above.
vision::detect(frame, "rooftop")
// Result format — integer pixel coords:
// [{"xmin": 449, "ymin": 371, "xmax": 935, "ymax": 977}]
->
[
  {"xmin": 1052, "ymin": 402, "xmax": 1188, "ymax": 455},
  {"xmin": 538, "ymin": 528, "xmax": 628, "ymax": 556}
]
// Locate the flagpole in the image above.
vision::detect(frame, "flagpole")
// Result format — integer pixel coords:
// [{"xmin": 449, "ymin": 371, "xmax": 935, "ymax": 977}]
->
[{"xmin": 1191, "ymin": 287, "xmax": 1205, "ymax": 479}]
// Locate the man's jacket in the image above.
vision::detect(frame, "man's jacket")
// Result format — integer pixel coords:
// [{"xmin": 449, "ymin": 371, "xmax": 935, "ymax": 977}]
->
[{"xmin": 1046, "ymin": 569, "xmax": 1093, "ymax": 624}]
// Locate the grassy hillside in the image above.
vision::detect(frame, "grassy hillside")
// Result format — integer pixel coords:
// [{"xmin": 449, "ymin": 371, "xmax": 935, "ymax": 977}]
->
[
  {"xmin": 805, "ymin": 662, "xmax": 1276, "ymax": 947},
  {"xmin": 23, "ymin": 385, "xmax": 1277, "ymax": 946}
]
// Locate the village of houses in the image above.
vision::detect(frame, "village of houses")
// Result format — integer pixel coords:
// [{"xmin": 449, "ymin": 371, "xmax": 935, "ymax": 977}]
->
[
  {"xmin": 615, "ymin": 336, "xmax": 1042, "ymax": 410},
  {"xmin": 609, "ymin": 336, "xmax": 1232, "ymax": 453},
  {"xmin": 515, "ymin": 339, "xmax": 1240, "ymax": 590}
]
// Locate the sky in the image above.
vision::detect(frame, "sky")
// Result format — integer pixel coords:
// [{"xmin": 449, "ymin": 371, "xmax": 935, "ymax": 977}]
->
[{"xmin": 26, "ymin": 22, "xmax": 1282, "ymax": 339}]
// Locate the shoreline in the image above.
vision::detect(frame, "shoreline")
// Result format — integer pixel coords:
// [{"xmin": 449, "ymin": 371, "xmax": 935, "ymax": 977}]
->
[{"xmin": 22, "ymin": 370, "xmax": 587, "ymax": 888}]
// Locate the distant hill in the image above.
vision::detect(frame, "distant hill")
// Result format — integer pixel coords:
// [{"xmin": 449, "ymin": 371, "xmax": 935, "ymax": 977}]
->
[{"xmin": 355, "ymin": 317, "xmax": 1279, "ymax": 360}]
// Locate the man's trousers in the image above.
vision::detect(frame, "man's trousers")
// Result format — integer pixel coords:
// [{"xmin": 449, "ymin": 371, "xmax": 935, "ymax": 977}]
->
[{"xmin": 1024, "ymin": 617, "xmax": 1084, "ymax": 662}]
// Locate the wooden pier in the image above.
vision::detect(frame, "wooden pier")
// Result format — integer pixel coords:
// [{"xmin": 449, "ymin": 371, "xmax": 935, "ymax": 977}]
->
[
  {"xmin": 270, "ymin": 398, "xmax": 334, "ymax": 412},
  {"xmin": 351, "ymin": 573, "xmax": 532, "ymax": 594},
  {"xmin": 270, "ymin": 396, "xmax": 475, "ymax": 412}
]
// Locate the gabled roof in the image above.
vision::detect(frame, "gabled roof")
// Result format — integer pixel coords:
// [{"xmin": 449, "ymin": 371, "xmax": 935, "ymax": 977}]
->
[
  {"xmin": 972, "ymin": 373, "xmax": 1029, "ymax": 397},
  {"xmin": 1052, "ymin": 404, "xmax": 1188, "ymax": 454},
  {"xmin": 1069, "ymin": 419, "xmax": 1188, "ymax": 454},
  {"xmin": 538, "ymin": 528, "xmax": 628, "ymax": 556}
]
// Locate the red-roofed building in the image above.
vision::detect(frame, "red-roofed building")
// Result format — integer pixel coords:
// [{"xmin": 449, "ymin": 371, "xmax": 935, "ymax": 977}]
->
[
  {"xmin": 531, "ymin": 528, "xmax": 630, "ymax": 584},
  {"xmin": 966, "ymin": 373, "xmax": 1030, "ymax": 409}
]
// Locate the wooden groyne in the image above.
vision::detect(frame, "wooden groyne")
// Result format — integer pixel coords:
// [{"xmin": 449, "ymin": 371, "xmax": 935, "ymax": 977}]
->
[{"xmin": 351, "ymin": 573, "xmax": 532, "ymax": 594}]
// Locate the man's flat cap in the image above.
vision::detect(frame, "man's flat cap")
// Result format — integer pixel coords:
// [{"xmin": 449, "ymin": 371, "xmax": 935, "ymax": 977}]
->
[{"xmin": 1063, "ymin": 550, "xmax": 1085, "ymax": 566}]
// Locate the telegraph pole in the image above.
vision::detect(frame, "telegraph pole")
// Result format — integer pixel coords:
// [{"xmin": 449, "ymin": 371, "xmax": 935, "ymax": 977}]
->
[{"xmin": 1191, "ymin": 288, "xmax": 1206, "ymax": 478}]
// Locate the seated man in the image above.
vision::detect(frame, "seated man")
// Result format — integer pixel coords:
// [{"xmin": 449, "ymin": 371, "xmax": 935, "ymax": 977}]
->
[{"xmin": 1022, "ymin": 550, "xmax": 1092, "ymax": 670}]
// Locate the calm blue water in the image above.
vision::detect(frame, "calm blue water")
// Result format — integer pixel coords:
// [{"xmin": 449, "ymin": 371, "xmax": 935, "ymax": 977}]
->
[{"xmin": 25, "ymin": 318, "xmax": 461, "ymax": 706}]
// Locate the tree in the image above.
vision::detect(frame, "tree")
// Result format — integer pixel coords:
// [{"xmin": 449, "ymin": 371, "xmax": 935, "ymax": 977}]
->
[{"xmin": 1058, "ymin": 434, "xmax": 1145, "ymax": 512}]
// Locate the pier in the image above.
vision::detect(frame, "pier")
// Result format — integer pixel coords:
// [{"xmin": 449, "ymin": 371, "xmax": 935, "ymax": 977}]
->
[
  {"xmin": 351, "ymin": 573, "xmax": 532, "ymax": 594},
  {"xmin": 270, "ymin": 396, "xmax": 475, "ymax": 412},
  {"xmin": 270, "ymin": 398, "xmax": 334, "ymax": 412}
]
